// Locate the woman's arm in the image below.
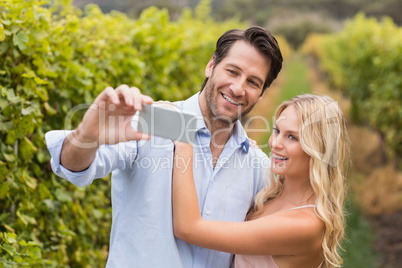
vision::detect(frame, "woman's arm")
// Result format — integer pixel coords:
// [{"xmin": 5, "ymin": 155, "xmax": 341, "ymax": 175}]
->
[
  {"xmin": 172, "ymin": 142, "xmax": 324, "ymax": 256},
  {"xmin": 172, "ymin": 142, "xmax": 203, "ymax": 235}
]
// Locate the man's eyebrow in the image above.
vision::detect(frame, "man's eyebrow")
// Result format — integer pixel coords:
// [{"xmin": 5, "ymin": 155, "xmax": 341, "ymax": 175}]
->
[{"xmin": 227, "ymin": 64, "xmax": 264, "ymax": 85}]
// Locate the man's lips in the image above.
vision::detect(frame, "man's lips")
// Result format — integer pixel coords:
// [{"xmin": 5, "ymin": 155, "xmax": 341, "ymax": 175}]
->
[{"xmin": 222, "ymin": 93, "xmax": 242, "ymax": 106}]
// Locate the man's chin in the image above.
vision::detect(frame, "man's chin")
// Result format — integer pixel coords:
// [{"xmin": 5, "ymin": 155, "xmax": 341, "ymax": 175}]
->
[{"xmin": 214, "ymin": 110, "xmax": 241, "ymax": 124}]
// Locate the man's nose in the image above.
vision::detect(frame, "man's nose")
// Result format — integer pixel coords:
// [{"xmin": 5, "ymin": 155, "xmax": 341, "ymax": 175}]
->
[{"xmin": 230, "ymin": 78, "xmax": 246, "ymax": 96}]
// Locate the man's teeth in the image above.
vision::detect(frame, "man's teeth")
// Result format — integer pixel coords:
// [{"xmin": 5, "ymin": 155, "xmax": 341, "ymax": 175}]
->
[
  {"xmin": 223, "ymin": 94, "xmax": 241, "ymax": 106},
  {"xmin": 273, "ymin": 154, "xmax": 288, "ymax": 160}
]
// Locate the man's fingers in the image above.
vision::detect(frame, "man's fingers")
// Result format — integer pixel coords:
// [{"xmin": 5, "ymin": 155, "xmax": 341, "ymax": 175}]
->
[
  {"xmin": 126, "ymin": 129, "xmax": 151, "ymax": 141},
  {"xmin": 96, "ymin": 87, "xmax": 120, "ymax": 105},
  {"xmin": 114, "ymin": 85, "xmax": 153, "ymax": 111},
  {"xmin": 115, "ymin": 84, "xmax": 134, "ymax": 107},
  {"xmin": 131, "ymin": 87, "xmax": 144, "ymax": 111},
  {"xmin": 143, "ymin": 95, "xmax": 154, "ymax": 104}
]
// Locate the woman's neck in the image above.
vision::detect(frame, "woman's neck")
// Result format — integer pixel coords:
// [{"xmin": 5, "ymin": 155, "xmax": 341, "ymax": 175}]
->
[{"xmin": 280, "ymin": 176, "xmax": 315, "ymax": 206}]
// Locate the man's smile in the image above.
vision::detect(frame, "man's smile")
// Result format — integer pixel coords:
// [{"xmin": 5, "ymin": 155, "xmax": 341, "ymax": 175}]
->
[{"xmin": 222, "ymin": 93, "xmax": 243, "ymax": 106}]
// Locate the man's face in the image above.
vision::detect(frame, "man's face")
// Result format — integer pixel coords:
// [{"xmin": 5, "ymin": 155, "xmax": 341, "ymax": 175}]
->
[{"xmin": 200, "ymin": 40, "xmax": 271, "ymax": 125}]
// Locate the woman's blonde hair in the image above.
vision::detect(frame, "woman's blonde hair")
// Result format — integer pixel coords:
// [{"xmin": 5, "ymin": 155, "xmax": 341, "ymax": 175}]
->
[{"xmin": 251, "ymin": 94, "xmax": 350, "ymax": 267}]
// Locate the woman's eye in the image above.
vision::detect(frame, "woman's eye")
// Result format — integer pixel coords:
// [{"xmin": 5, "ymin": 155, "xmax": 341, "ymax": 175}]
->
[
  {"xmin": 273, "ymin": 127, "xmax": 279, "ymax": 134},
  {"xmin": 289, "ymin": 135, "xmax": 298, "ymax": 141}
]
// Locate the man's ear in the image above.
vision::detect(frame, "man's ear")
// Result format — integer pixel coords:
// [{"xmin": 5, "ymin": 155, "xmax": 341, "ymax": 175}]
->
[
  {"xmin": 205, "ymin": 57, "xmax": 215, "ymax": 78},
  {"xmin": 257, "ymin": 90, "xmax": 266, "ymax": 103}
]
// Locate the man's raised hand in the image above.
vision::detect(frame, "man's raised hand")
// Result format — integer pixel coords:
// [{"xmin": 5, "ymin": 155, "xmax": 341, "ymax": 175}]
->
[{"xmin": 69, "ymin": 85, "xmax": 154, "ymax": 149}]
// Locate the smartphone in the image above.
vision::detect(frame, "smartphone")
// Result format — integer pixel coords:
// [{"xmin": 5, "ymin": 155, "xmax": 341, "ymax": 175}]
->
[{"xmin": 138, "ymin": 103, "xmax": 197, "ymax": 144}]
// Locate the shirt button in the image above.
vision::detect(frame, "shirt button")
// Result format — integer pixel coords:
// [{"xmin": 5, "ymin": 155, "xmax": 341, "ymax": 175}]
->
[
  {"xmin": 205, "ymin": 210, "xmax": 211, "ymax": 215},
  {"xmin": 203, "ymin": 148, "xmax": 208, "ymax": 153}
]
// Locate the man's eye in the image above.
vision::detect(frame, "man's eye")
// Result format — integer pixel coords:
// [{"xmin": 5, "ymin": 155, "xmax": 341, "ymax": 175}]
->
[{"xmin": 248, "ymin": 80, "xmax": 259, "ymax": 88}]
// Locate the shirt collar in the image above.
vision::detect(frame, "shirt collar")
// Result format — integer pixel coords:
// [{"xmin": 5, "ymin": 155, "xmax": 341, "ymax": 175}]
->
[
  {"xmin": 181, "ymin": 92, "xmax": 207, "ymax": 131},
  {"xmin": 180, "ymin": 92, "xmax": 250, "ymax": 153}
]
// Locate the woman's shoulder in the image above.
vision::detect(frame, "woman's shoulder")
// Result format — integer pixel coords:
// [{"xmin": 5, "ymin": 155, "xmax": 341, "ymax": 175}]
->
[
  {"xmin": 276, "ymin": 207, "xmax": 324, "ymax": 248},
  {"xmin": 278, "ymin": 205, "xmax": 323, "ymax": 228}
]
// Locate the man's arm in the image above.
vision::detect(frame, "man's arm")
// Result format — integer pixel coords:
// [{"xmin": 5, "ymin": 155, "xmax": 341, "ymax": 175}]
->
[{"xmin": 59, "ymin": 85, "xmax": 153, "ymax": 172}]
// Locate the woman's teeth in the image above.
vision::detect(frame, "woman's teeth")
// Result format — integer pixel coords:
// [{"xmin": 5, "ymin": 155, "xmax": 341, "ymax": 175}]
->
[{"xmin": 273, "ymin": 154, "xmax": 288, "ymax": 160}]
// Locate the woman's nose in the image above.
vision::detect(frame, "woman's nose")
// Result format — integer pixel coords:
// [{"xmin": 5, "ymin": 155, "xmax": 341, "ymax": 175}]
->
[{"xmin": 270, "ymin": 135, "xmax": 284, "ymax": 150}]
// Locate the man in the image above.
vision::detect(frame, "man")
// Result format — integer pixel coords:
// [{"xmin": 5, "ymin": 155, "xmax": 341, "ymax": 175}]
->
[{"xmin": 46, "ymin": 26, "xmax": 283, "ymax": 267}]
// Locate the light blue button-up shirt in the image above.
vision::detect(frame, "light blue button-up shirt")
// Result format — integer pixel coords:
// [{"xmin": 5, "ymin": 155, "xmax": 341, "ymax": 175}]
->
[{"xmin": 45, "ymin": 93, "xmax": 270, "ymax": 268}]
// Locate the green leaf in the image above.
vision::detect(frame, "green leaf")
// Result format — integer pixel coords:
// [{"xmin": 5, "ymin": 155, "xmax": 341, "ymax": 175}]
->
[
  {"xmin": 1, "ymin": 20, "xmax": 11, "ymax": 26},
  {"xmin": 0, "ymin": 119, "xmax": 14, "ymax": 132},
  {"xmin": 0, "ymin": 24, "xmax": 4, "ymax": 41},
  {"xmin": 43, "ymin": 102, "xmax": 56, "ymax": 116},
  {"xmin": 19, "ymin": 240, "xmax": 39, "ymax": 247},
  {"xmin": 4, "ymin": 89, "xmax": 21, "ymax": 104},
  {"xmin": 28, "ymin": 245, "xmax": 42, "ymax": 259},
  {"xmin": 54, "ymin": 188, "xmax": 72, "ymax": 203},
  {"xmin": 36, "ymin": 149, "xmax": 49, "ymax": 164},
  {"xmin": 16, "ymin": 210, "xmax": 37, "ymax": 226},
  {"xmin": 21, "ymin": 71, "xmax": 36, "ymax": 79},
  {"xmin": 3, "ymin": 232, "xmax": 17, "ymax": 244},
  {"xmin": 21, "ymin": 106, "xmax": 36, "ymax": 116},
  {"xmin": 0, "ymin": 98, "xmax": 9, "ymax": 110},
  {"xmin": 13, "ymin": 31, "xmax": 29, "ymax": 51},
  {"xmin": 0, "ymin": 160, "xmax": 8, "ymax": 179},
  {"xmin": 23, "ymin": 173, "xmax": 38, "ymax": 190},
  {"xmin": 19, "ymin": 136, "xmax": 38, "ymax": 161},
  {"xmin": 15, "ymin": 115, "xmax": 35, "ymax": 136},
  {"xmin": 34, "ymin": 77, "xmax": 48, "ymax": 85},
  {"xmin": 38, "ymin": 184, "xmax": 50, "ymax": 199},
  {"xmin": 0, "ymin": 181, "xmax": 9, "ymax": 198},
  {"xmin": 42, "ymin": 199, "xmax": 55, "ymax": 211},
  {"xmin": 2, "ymin": 152, "xmax": 16, "ymax": 163},
  {"xmin": 5, "ymin": 130, "xmax": 17, "ymax": 145},
  {"xmin": 1, "ymin": 243, "xmax": 17, "ymax": 256}
]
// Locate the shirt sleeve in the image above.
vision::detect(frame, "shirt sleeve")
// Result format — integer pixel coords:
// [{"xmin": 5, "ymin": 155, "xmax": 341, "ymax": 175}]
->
[{"xmin": 45, "ymin": 130, "xmax": 138, "ymax": 187}]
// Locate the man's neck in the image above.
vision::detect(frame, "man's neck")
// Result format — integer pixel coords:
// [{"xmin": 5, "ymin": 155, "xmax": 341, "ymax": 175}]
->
[{"xmin": 209, "ymin": 120, "xmax": 235, "ymax": 169}]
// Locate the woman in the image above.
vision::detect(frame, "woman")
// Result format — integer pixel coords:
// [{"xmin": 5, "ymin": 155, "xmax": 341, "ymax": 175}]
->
[{"xmin": 172, "ymin": 94, "xmax": 350, "ymax": 268}]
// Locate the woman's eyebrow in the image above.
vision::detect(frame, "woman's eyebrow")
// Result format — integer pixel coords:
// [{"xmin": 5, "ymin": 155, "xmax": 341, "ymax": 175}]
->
[{"xmin": 274, "ymin": 125, "xmax": 299, "ymax": 135}]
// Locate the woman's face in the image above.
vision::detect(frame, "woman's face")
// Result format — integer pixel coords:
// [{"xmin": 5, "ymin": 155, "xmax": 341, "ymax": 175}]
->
[{"xmin": 268, "ymin": 105, "xmax": 310, "ymax": 179}]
